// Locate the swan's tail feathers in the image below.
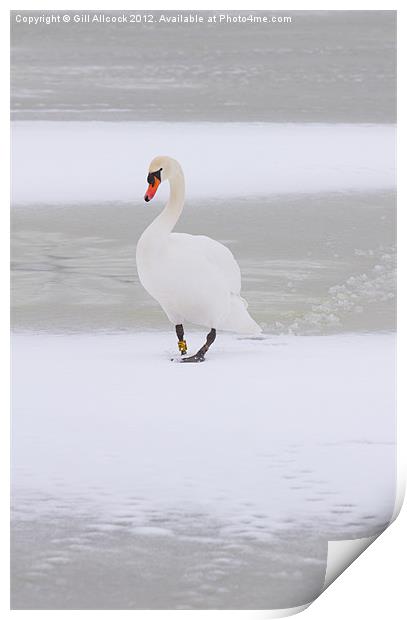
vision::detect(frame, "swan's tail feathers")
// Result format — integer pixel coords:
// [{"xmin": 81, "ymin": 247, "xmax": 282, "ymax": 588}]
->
[{"xmin": 218, "ymin": 294, "xmax": 262, "ymax": 335}]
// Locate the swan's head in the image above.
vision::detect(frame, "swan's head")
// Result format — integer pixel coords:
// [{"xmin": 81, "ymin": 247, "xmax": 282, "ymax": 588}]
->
[{"xmin": 144, "ymin": 156, "xmax": 180, "ymax": 202}]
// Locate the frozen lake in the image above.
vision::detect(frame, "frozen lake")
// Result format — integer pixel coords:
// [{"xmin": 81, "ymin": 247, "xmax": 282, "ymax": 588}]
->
[
  {"xmin": 10, "ymin": 9, "xmax": 396, "ymax": 611},
  {"xmin": 11, "ymin": 194, "xmax": 396, "ymax": 335},
  {"xmin": 10, "ymin": 120, "xmax": 396, "ymax": 609},
  {"xmin": 10, "ymin": 11, "xmax": 396, "ymax": 123}
]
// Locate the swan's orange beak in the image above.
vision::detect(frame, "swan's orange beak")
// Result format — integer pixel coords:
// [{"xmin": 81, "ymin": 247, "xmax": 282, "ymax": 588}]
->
[{"xmin": 144, "ymin": 177, "xmax": 160, "ymax": 202}]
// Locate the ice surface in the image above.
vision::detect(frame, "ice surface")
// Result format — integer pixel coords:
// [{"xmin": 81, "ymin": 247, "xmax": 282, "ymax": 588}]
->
[
  {"xmin": 11, "ymin": 193, "xmax": 396, "ymax": 335},
  {"xmin": 11, "ymin": 332, "xmax": 396, "ymax": 608},
  {"xmin": 11, "ymin": 122, "xmax": 395, "ymax": 203},
  {"xmin": 12, "ymin": 332, "xmax": 395, "ymax": 526},
  {"xmin": 10, "ymin": 11, "xmax": 396, "ymax": 124}
]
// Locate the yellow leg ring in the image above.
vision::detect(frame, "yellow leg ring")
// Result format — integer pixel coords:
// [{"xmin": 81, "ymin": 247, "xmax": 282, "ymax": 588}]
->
[{"xmin": 178, "ymin": 340, "xmax": 187, "ymax": 354}]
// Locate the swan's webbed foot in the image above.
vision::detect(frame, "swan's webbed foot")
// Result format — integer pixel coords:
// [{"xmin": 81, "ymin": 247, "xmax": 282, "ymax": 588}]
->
[
  {"xmin": 180, "ymin": 352, "xmax": 206, "ymax": 363},
  {"xmin": 170, "ymin": 351, "xmax": 205, "ymax": 363},
  {"xmin": 172, "ymin": 326, "xmax": 216, "ymax": 363},
  {"xmin": 177, "ymin": 328, "xmax": 216, "ymax": 364}
]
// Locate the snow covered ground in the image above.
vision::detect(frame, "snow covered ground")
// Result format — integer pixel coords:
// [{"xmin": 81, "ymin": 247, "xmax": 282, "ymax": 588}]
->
[
  {"xmin": 11, "ymin": 122, "xmax": 395, "ymax": 204},
  {"xmin": 11, "ymin": 331, "xmax": 396, "ymax": 609}
]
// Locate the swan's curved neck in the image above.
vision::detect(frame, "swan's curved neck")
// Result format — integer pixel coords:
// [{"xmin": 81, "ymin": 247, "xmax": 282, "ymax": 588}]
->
[{"xmin": 148, "ymin": 169, "xmax": 185, "ymax": 237}]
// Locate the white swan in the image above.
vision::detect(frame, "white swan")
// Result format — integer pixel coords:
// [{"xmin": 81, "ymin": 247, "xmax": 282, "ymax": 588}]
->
[{"xmin": 136, "ymin": 156, "xmax": 261, "ymax": 362}]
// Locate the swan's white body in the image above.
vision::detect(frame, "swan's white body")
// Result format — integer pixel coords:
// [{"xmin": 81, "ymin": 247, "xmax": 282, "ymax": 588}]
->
[{"xmin": 136, "ymin": 157, "xmax": 261, "ymax": 335}]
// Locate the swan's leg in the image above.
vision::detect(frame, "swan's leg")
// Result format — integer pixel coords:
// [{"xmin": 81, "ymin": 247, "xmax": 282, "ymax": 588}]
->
[
  {"xmin": 181, "ymin": 328, "xmax": 216, "ymax": 363},
  {"xmin": 176, "ymin": 324, "xmax": 187, "ymax": 355}
]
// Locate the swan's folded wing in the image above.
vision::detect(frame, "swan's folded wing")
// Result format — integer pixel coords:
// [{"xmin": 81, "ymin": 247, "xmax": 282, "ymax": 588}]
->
[{"xmin": 170, "ymin": 233, "xmax": 241, "ymax": 294}]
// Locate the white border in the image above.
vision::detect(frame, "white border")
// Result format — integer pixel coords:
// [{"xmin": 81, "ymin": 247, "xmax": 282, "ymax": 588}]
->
[
  {"xmin": 2, "ymin": 2, "xmax": 404, "ymax": 618},
  {"xmin": 2, "ymin": 1, "xmax": 402, "ymax": 10}
]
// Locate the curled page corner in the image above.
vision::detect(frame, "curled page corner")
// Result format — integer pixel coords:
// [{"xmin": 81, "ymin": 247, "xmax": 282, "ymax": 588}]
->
[
  {"xmin": 391, "ymin": 469, "xmax": 406, "ymax": 523},
  {"xmin": 321, "ymin": 459, "xmax": 404, "ymax": 595},
  {"xmin": 323, "ymin": 535, "xmax": 379, "ymax": 591},
  {"xmin": 225, "ymin": 605, "xmax": 311, "ymax": 619},
  {"xmin": 263, "ymin": 603, "xmax": 312, "ymax": 618},
  {"xmin": 322, "ymin": 470, "xmax": 405, "ymax": 594}
]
